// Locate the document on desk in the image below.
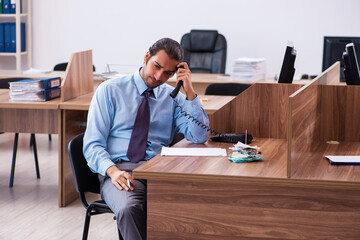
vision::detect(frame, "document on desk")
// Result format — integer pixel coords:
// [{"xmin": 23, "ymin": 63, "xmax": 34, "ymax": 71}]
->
[
  {"xmin": 161, "ymin": 147, "xmax": 227, "ymax": 157},
  {"xmin": 23, "ymin": 68, "xmax": 52, "ymax": 74},
  {"xmin": 325, "ymin": 156, "xmax": 360, "ymax": 165}
]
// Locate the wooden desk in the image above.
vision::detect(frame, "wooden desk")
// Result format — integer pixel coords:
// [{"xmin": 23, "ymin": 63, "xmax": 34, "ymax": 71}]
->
[
  {"xmin": 0, "ymin": 70, "xmax": 103, "ymax": 82},
  {"xmin": 58, "ymin": 94, "xmax": 235, "ymax": 206},
  {"xmin": 133, "ymin": 62, "xmax": 360, "ymax": 239},
  {"xmin": 0, "ymin": 50, "xmax": 95, "ymax": 207},
  {"xmin": 0, "ymin": 70, "xmax": 65, "ymax": 79},
  {"xmin": 0, "ymin": 89, "xmax": 60, "ymax": 134},
  {"xmin": 134, "ymin": 138, "xmax": 360, "ymax": 239}
]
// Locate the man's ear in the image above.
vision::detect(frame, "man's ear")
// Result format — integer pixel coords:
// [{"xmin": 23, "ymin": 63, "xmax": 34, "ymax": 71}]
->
[{"xmin": 144, "ymin": 51, "xmax": 150, "ymax": 63}]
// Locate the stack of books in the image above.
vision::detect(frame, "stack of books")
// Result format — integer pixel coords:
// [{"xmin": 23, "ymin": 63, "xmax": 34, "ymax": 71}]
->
[
  {"xmin": 230, "ymin": 58, "xmax": 266, "ymax": 81},
  {"xmin": 9, "ymin": 77, "xmax": 61, "ymax": 101}
]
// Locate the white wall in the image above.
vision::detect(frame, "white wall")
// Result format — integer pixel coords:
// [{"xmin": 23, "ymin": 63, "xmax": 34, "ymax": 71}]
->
[{"xmin": 30, "ymin": 0, "xmax": 360, "ymax": 77}]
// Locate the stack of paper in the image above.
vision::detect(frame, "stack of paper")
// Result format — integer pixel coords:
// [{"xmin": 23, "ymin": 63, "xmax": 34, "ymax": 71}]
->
[
  {"xmin": 9, "ymin": 77, "xmax": 61, "ymax": 101},
  {"xmin": 231, "ymin": 58, "xmax": 266, "ymax": 81}
]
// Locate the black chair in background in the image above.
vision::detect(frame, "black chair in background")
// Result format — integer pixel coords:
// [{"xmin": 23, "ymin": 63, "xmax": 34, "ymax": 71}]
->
[
  {"xmin": 54, "ymin": 62, "xmax": 96, "ymax": 72},
  {"xmin": 205, "ymin": 83, "xmax": 251, "ymax": 96},
  {"xmin": 180, "ymin": 29, "xmax": 227, "ymax": 74},
  {"xmin": 0, "ymin": 77, "xmax": 40, "ymax": 187},
  {"xmin": 68, "ymin": 133, "xmax": 123, "ymax": 240}
]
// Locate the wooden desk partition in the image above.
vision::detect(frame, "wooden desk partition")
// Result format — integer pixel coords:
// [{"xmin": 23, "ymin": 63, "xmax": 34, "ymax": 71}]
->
[
  {"xmin": 58, "ymin": 50, "xmax": 95, "ymax": 206},
  {"xmin": 288, "ymin": 61, "xmax": 360, "ymax": 181},
  {"xmin": 60, "ymin": 50, "xmax": 94, "ymax": 102},
  {"xmin": 211, "ymin": 83, "xmax": 303, "ymax": 138}
]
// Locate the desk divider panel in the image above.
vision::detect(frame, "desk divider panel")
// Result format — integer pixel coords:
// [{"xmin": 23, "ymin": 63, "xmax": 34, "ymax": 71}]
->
[
  {"xmin": 60, "ymin": 50, "xmax": 94, "ymax": 102},
  {"xmin": 320, "ymin": 84, "xmax": 360, "ymax": 141},
  {"xmin": 58, "ymin": 50, "xmax": 94, "ymax": 206},
  {"xmin": 211, "ymin": 83, "xmax": 302, "ymax": 139},
  {"xmin": 288, "ymin": 61, "xmax": 360, "ymax": 178}
]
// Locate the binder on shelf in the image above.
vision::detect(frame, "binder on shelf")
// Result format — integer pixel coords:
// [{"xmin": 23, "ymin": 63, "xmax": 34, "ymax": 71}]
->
[
  {"xmin": 3, "ymin": 0, "xmax": 10, "ymax": 14},
  {"xmin": 9, "ymin": 87, "xmax": 61, "ymax": 102},
  {"xmin": 9, "ymin": 77, "xmax": 61, "ymax": 91},
  {"xmin": 4, "ymin": 23, "xmax": 11, "ymax": 52},
  {"xmin": 21, "ymin": 22, "xmax": 25, "ymax": 51},
  {"xmin": 10, "ymin": 0, "xmax": 15, "ymax": 13},
  {"xmin": 9, "ymin": 23, "xmax": 15, "ymax": 52},
  {"xmin": 4, "ymin": 23, "xmax": 25, "ymax": 52},
  {"xmin": 10, "ymin": 0, "xmax": 21, "ymax": 14},
  {"xmin": 0, "ymin": 24, "xmax": 4, "ymax": 52}
]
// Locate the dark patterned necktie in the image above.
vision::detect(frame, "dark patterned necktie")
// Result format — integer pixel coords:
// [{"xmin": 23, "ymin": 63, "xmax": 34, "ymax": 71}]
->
[{"xmin": 126, "ymin": 91, "xmax": 150, "ymax": 163}]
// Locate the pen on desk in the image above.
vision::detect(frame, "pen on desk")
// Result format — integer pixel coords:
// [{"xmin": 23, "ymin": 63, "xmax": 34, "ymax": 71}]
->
[{"xmin": 245, "ymin": 129, "xmax": 248, "ymax": 144}]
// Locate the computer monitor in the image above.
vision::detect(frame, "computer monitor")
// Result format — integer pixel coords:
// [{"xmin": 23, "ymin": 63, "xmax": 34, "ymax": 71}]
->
[
  {"xmin": 278, "ymin": 42, "xmax": 296, "ymax": 83},
  {"xmin": 342, "ymin": 43, "xmax": 360, "ymax": 85},
  {"xmin": 322, "ymin": 36, "xmax": 360, "ymax": 82}
]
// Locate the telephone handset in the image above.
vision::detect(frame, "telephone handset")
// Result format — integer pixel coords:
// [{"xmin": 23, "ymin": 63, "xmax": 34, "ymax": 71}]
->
[
  {"xmin": 170, "ymin": 80, "xmax": 183, "ymax": 98},
  {"xmin": 170, "ymin": 65, "xmax": 184, "ymax": 98},
  {"xmin": 169, "ymin": 65, "xmax": 252, "ymax": 144}
]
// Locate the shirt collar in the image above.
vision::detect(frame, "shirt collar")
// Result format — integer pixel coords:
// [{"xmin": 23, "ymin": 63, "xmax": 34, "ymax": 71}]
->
[{"xmin": 134, "ymin": 69, "xmax": 159, "ymax": 99}]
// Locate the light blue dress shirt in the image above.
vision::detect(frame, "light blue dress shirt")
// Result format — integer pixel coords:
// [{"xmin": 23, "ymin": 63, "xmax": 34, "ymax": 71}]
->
[{"xmin": 83, "ymin": 70, "xmax": 210, "ymax": 176}]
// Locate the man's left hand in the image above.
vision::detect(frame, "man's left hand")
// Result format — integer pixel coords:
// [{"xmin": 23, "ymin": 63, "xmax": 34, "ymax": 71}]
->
[{"xmin": 176, "ymin": 62, "xmax": 196, "ymax": 100}]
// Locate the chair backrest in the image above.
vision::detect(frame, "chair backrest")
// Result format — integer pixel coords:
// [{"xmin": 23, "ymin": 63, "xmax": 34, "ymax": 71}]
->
[
  {"xmin": 54, "ymin": 62, "xmax": 96, "ymax": 72},
  {"xmin": 0, "ymin": 78, "xmax": 31, "ymax": 89},
  {"xmin": 68, "ymin": 133, "xmax": 101, "ymax": 198},
  {"xmin": 205, "ymin": 83, "xmax": 251, "ymax": 96},
  {"xmin": 181, "ymin": 30, "xmax": 227, "ymax": 74}
]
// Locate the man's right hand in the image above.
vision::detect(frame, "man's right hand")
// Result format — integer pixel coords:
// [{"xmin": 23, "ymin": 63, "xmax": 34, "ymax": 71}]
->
[{"xmin": 106, "ymin": 165, "xmax": 136, "ymax": 191}]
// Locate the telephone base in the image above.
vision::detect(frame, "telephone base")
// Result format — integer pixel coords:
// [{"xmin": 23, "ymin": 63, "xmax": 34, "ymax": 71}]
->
[{"xmin": 210, "ymin": 133, "xmax": 253, "ymax": 144}]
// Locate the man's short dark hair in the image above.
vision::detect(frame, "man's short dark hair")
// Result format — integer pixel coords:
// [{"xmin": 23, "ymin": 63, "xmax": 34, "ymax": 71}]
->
[{"xmin": 148, "ymin": 38, "xmax": 184, "ymax": 63}]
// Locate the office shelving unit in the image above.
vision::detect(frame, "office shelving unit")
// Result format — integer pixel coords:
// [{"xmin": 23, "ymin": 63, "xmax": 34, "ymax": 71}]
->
[{"xmin": 0, "ymin": 0, "xmax": 32, "ymax": 72}]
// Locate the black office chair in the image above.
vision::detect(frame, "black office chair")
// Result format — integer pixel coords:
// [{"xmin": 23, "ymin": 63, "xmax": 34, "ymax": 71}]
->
[
  {"xmin": 205, "ymin": 83, "xmax": 251, "ymax": 96},
  {"xmin": 180, "ymin": 29, "xmax": 227, "ymax": 74},
  {"xmin": 0, "ymin": 77, "xmax": 40, "ymax": 187},
  {"xmin": 68, "ymin": 133, "xmax": 123, "ymax": 240},
  {"xmin": 54, "ymin": 62, "xmax": 96, "ymax": 72}
]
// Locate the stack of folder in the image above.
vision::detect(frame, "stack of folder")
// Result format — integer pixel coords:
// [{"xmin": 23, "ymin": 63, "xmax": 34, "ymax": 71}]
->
[
  {"xmin": 9, "ymin": 77, "xmax": 61, "ymax": 101},
  {"xmin": 231, "ymin": 58, "xmax": 266, "ymax": 81}
]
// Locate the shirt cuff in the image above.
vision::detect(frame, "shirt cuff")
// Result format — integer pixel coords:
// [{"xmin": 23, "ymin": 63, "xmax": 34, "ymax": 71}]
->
[
  {"xmin": 98, "ymin": 159, "xmax": 116, "ymax": 177},
  {"xmin": 185, "ymin": 94, "xmax": 202, "ymax": 109}
]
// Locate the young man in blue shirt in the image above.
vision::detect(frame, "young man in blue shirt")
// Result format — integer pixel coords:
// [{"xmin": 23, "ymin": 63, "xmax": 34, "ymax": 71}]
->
[{"xmin": 83, "ymin": 38, "xmax": 209, "ymax": 239}]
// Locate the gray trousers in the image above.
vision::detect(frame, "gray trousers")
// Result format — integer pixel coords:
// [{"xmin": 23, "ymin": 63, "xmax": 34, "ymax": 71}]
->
[{"xmin": 99, "ymin": 160, "xmax": 147, "ymax": 240}]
